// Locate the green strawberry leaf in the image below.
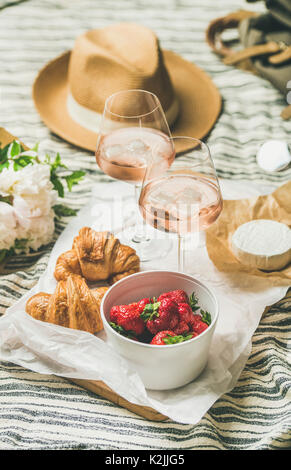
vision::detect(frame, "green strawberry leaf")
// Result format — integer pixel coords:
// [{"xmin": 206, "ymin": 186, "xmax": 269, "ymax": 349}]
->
[
  {"xmin": 140, "ymin": 301, "xmax": 160, "ymax": 322},
  {"xmin": 189, "ymin": 292, "xmax": 200, "ymax": 312},
  {"xmin": 163, "ymin": 333, "xmax": 193, "ymax": 345},
  {"xmin": 109, "ymin": 322, "xmax": 137, "ymax": 340},
  {"xmin": 200, "ymin": 310, "xmax": 211, "ymax": 326}
]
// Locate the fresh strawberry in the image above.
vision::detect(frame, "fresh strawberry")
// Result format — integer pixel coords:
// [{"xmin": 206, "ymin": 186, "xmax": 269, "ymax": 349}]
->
[
  {"xmin": 109, "ymin": 322, "xmax": 140, "ymax": 341},
  {"xmin": 177, "ymin": 302, "xmax": 194, "ymax": 325},
  {"xmin": 174, "ymin": 321, "xmax": 190, "ymax": 335},
  {"xmin": 110, "ymin": 303, "xmax": 144, "ymax": 336},
  {"xmin": 110, "ymin": 305, "xmax": 127, "ymax": 323},
  {"xmin": 192, "ymin": 320, "xmax": 208, "ymax": 335},
  {"xmin": 137, "ymin": 298, "xmax": 150, "ymax": 315},
  {"xmin": 109, "ymin": 291, "xmax": 211, "ymax": 343},
  {"xmin": 188, "ymin": 331, "xmax": 198, "ymax": 339},
  {"xmin": 150, "ymin": 330, "xmax": 176, "ymax": 345},
  {"xmin": 189, "ymin": 310, "xmax": 210, "ymax": 333},
  {"xmin": 151, "ymin": 330, "xmax": 196, "ymax": 345},
  {"xmin": 158, "ymin": 289, "xmax": 189, "ymax": 304},
  {"xmin": 146, "ymin": 298, "xmax": 179, "ymax": 335}
]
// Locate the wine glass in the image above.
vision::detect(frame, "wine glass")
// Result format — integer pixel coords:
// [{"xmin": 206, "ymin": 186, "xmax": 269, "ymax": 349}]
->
[
  {"xmin": 139, "ymin": 136, "xmax": 223, "ymax": 272},
  {"xmin": 95, "ymin": 89, "xmax": 175, "ymax": 261}
]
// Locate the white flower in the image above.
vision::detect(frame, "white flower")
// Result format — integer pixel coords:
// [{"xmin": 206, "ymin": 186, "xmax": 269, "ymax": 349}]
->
[
  {"xmin": 0, "ymin": 163, "xmax": 58, "ymax": 253},
  {"xmin": 22, "ymin": 211, "xmax": 55, "ymax": 252},
  {"xmin": 0, "ymin": 202, "xmax": 18, "ymax": 251},
  {"xmin": 0, "ymin": 164, "xmax": 58, "ymax": 213}
]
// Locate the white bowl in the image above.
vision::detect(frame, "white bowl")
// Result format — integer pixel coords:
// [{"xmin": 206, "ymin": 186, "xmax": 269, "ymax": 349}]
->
[{"xmin": 100, "ymin": 270, "xmax": 219, "ymax": 390}]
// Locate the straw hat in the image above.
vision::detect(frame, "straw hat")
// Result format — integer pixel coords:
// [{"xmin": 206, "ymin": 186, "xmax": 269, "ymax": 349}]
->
[{"xmin": 33, "ymin": 23, "xmax": 221, "ymax": 153}]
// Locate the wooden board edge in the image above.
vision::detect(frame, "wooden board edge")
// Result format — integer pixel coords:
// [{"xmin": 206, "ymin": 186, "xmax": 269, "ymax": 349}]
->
[
  {"xmin": 69, "ymin": 378, "xmax": 168, "ymax": 422},
  {"xmin": 0, "ymin": 127, "xmax": 29, "ymax": 150}
]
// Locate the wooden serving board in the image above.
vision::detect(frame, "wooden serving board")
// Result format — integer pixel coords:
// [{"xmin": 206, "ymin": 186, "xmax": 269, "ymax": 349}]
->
[
  {"xmin": 0, "ymin": 127, "xmax": 168, "ymax": 422},
  {"xmin": 70, "ymin": 378, "xmax": 167, "ymax": 421}
]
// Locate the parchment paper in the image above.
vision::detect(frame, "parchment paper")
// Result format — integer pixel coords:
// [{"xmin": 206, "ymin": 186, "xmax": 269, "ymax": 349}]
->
[
  {"xmin": 0, "ymin": 180, "xmax": 288, "ymax": 424},
  {"xmin": 206, "ymin": 181, "xmax": 291, "ymax": 285}
]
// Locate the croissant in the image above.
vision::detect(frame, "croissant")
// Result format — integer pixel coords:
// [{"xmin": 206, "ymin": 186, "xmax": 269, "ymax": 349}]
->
[
  {"xmin": 54, "ymin": 227, "xmax": 140, "ymax": 283},
  {"xmin": 26, "ymin": 275, "xmax": 108, "ymax": 335}
]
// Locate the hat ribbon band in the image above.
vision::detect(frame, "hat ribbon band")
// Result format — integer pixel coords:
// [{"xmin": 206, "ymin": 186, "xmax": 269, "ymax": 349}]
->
[{"xmin": 67, "ymin": 92, "xmax": 179, "ymax": 133}]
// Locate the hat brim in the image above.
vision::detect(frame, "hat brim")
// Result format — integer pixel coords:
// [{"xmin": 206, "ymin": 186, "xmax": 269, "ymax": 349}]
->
[{"xmin": 33, "ymin": 50, "xmax": 221, "ymax": 154}]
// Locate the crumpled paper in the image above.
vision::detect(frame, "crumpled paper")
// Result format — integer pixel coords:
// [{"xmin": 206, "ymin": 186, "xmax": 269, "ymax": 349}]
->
[
  {"xmin": 0, "ymin": 180, "xmax": 288, "ymax": 424},
  {"xmin": 206, "ymin": 181, "xmax": 291, "ymax": 285}
]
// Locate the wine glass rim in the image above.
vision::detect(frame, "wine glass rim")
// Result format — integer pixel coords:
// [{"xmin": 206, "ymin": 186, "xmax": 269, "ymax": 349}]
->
[
  {"xmin": 171, "ymin": 135, "xmax": 210, "ymax": 151},
  {"xmin": 104, "ymin": 89, "xmax": 161, "ymax": 119}
]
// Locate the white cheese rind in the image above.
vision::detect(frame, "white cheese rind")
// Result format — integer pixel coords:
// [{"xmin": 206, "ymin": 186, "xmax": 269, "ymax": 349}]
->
[{"xmin": 231, "ymin": 219, "xmax": 291, "ymax": 271}]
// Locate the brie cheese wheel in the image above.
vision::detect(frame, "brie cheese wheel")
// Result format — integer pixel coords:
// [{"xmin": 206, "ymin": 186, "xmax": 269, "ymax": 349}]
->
[{"xmin": 231, "ymin": 220, "xmax": 291, "ymax": 271}]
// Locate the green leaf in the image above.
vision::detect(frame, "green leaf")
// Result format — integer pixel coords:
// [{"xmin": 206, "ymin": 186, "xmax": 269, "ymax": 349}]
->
[
  {"xmin": 9, "ymin": 141, "xmax": 21, "ymax": 157},
  {"xmin": 0, "ymin": 195, "xmax": 12, "ymax": 204},
  {"xmin": 0, "ymin": 143, "xmax": 9, "ymax": 164},
  {"xmin": 53, "ymin": 204, "xmax": 77, "ymax": 218},
  {"xmin": 32, "ymin": 142, "xmax": 39, "ymax": 153},
  {"xmin": 51, "ymin": 174, "xmax": 64, "ymax": 198},
  {"xmin": 140, "ymin": 301, "xmax": 160, "ymax": 321},
  {"xmin": 163, "ymin": 334, "xmax": 193, "ymax": 345},
  {"xmin": 109, "ymin": 322, "xmax": 137, "ymax": 340},
  {"xmin": 50, "ymin": 152, "xmax": 68, "ymax": 172},
  {"xmin": 44, "ymin": 153, "xmax": 51, "ymax": 165},
  {"xmin": 0, "ymin": 141, "xmax": 85, "ymax": 203},
  {"xmin": 200, "ymin": 310, "xmax": 211, "ymax": 326},
  {"xmin": 65, "ymin": 170, "xmax": 85, "ymax": 192},
  {"xmin": 12, "ymin": 154, "xmax": 35, "ymax": 170},
  {"xmin": 14, "ymin": 238, "xmax": 29, "ymax": 251},
  {"xmin": 189, "ymin": 292, "xmax": 200, "ymax": 312},
  {"xmin": 0, "ymin": 160, "xmax": 9, "ymax": 172}
]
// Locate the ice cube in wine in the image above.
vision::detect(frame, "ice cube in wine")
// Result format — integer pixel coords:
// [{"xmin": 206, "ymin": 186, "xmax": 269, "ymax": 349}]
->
[
  {"xmin": 139, "ymin": 174, "xmax": 223, "ymax": 234},
  {"xmin": 96, "ymin": 127, "xmax": 175, "ymax": 184}
]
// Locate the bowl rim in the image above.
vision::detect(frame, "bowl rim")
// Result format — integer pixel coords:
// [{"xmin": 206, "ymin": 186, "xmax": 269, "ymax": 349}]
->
[{"xmin": 100, "ymin": 270, "xmax": 219, "ymax": 349}]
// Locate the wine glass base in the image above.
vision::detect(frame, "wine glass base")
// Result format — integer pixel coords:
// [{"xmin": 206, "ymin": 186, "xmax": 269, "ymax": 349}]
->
[{"xmin": 116, "ymin": 225, "xmax": 173, "ymax": 262}]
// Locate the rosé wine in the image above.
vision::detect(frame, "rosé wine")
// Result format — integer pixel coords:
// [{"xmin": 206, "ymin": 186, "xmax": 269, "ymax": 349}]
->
[
  {"xmin": 139, "ymin": 174, "xmax": 223, "ymax": 234},
  {"xmin": 96, "ymin": 127, "xmax": 175, "ymax": 184}
]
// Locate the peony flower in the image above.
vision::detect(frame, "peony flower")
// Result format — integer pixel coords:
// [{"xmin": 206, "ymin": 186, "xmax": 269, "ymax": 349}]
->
[
  {"xmin": 0, "ymin": 164, "xmax": 58, "ymax": 212},
  {"xmin": 0, "ymin": 202, "xmax": 18, "ymax": 251},
  {"xmin": 20, "ymin": 211, "xmax": 55, "ymax": 252},
  {"xmin": 0, "ymin": 142, "xmax": 84, "ymax": 259},
  {"xmin": 0, "ymin": 164, "xmax": 57, "ymax": 253}
]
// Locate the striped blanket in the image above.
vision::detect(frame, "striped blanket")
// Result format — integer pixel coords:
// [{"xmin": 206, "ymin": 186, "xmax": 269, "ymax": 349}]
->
[{"xmin": 0, "ymin": 0, "xmax": 290, "ymax": 450}]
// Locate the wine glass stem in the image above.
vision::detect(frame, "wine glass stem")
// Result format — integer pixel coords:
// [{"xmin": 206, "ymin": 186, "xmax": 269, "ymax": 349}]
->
[
  {"xmin": 131, "ymin": 184, "xmax": 150, "ymax": 243},
  {"xmin": 178, "ymin": 234, "xmax": 185, "ymax": 272}
]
